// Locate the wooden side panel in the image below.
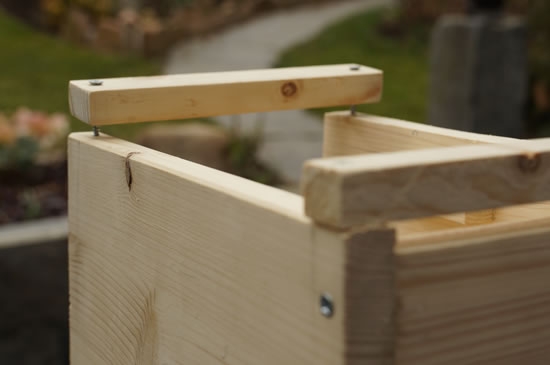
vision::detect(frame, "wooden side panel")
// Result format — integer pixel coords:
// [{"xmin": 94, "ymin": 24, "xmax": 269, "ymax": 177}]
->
[
  {"xmin": 68, "ymin": 133, "xmax": 351, "ymax": 365},
  {"xmin": 69, "ymin": 65, "xmax": 382, "ymax": 126},
  {"xmin": 345, "ymin": 230, "xmax": 396, "ymax": 365},
  {"xmin": 395, "ymin": 225, "xmax": 550, "ymax": 365}
]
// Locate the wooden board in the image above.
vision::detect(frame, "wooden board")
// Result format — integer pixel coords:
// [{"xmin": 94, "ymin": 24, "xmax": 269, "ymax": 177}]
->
[
  {"xmin": 303, "ymin": 138, "xmax": 550, "ymax": 228},
  {"xmin": 394, "ymin": 224, "xmax": 550, "ymax": 365},
  {"xmin": 68, "ymin": 131, "xmax": 550, "ymax": 365},
  {"xmin": 321, "ymin": 112, "xmax": 521, "ymax": 226},
  {"xmin": 69, "ymin": 65, "xmax": 382, "ymax": 126},
  {"xmin": 67, "ymin": 132, "xmax": 395, "ymax": 365},
  {"xmin": 322, "ymin": 111, "xmax": 514, "ymax": 157}
]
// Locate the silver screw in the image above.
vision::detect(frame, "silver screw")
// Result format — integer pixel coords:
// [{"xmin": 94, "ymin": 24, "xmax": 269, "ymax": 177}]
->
[
  {"xmin": 93, "ymin": 126, "xmax": 99, "ymax": 137},
  {"xmin": 89, "ymin": 79, "xmax": 103, "ymax": 86},
  {"xmin": 320, "ymin": 293, "xmax": 334, "ymax": 318},
  {"xmin": 350, "ymin": 65, "xmax": 360, "ymax": 71}
]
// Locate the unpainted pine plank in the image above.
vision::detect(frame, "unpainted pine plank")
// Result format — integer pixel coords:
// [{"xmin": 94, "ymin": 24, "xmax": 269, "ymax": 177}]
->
[
  {"xmin": 68, "ymin": 133, "xmax": 346, "ymax": 365},
  {"xmin": 345, "ymin": 230, "xmax": 396, "ymax": 365},
  {"xmin": 397, "ymin": 215, "xmax": 550, "ymax": 249},
  {"xmin": 69, "ymin": 65, "xmax": 382, "ymax": 126},
  {"xmin": 494, "ymin": 201, "xmax": 550, "ymax": 222},
  {"xmin": 390, "ymin": 216, "xmax": 463, "ymax": 238},
  {"xmin": 68, "ymin": 132, "xmax": 394, "ymax": 365},
  {"xmin": 322, "ymin": 111, "xmax": 514, "ymax": 157},
  {"xmin": 322, "ymin": 112, "xmax": 518, "ymax": 227},
  {"xmin": 394, "ymin": 224, "xmax": 550, "ymax": 365},
  {"xmin": 303, "ymin": 138, "xmax": 550, "ymax": 228}
]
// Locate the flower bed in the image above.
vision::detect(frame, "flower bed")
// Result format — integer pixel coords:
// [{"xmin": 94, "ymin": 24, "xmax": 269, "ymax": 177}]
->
[
  {"xmin": 0, "ymin": 108, "xmax": 69, "ymax": 225},
  {"xmin": 3, "ymin": 0, "xmax": 346, "ymax": 57}
]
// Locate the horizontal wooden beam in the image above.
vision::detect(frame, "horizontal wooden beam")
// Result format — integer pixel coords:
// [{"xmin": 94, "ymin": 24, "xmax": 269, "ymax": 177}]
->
[
  {"xmin": 302, "ymin": 138, "xmax": 550, "ymax": 228},
  {"xmin": 69, "ymin": 64, "xmax": 382, "ymax": 126},
  {"xmin": 322, "ymin": 112, "xmax": 517, "ymax": 226}
]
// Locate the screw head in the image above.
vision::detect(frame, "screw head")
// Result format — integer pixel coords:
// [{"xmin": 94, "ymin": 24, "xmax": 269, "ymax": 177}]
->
[
  {"xmin": 89, "ymin": 79, "xmax": 103, "ymax": 86},
  {"xmin": 350, "ymin": 65, "xmax": 360, "ymax": 71},
  {"xmin": 320, "ymin": 293, "xmax": 334, "ymax": 318}
]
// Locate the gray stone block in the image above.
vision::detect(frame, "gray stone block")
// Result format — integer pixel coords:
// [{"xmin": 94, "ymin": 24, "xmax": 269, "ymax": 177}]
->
[
  {"xmin": 428, "ymin": 14, "xmax": 527, "ymax": 137},
  {"xmin": 429, "ymin": 16, "xmax": 478, "ymax": 132}
]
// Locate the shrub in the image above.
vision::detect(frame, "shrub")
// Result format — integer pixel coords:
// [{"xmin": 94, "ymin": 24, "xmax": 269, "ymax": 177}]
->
[{"xmin": 0, "ymin": 108, "xmax": 69, "ymax": 169}]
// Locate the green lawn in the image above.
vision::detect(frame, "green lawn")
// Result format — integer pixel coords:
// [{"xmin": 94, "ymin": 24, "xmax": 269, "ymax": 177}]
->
[
  {"xmin": 276, "ymin": 8, "xmax": 430, "ymax": 123},
  {"xmin": 0, "ymin": 10, "xmax": 164, "ymax": 139}
]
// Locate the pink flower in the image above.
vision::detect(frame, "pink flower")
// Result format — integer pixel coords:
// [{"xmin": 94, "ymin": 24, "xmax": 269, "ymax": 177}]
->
[
  {"xmin": 10, "ymin": 107, "xmax": 70, "ymax": 149},
  {"xmin": 48, "ymin": 113, "xmax": 69, "ymax": 136},
  {"xmin": 39, "ymin": 113, "xmax": 70, "ymax": 149},
  {"xmin": 12, "ymin": 106, "xmax": 68, "ymax": 137},
  {"xmin": 12, "ymin": 107, "xmax": 44, "ymax": 137}
]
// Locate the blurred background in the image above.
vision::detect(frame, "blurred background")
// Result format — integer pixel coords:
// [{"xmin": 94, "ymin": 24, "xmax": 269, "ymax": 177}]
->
[{"xmin": 0, "ymin": 0, "xmax": 547, "ymax": 363}]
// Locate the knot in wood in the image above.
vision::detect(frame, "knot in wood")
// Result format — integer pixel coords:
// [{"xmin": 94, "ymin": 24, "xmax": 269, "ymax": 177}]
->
[
  {"xmin": 518, "ymin": 153, "xmax": 541, "ymax": 174},
  {"xmin": 281, "ymin": 82, "xmax": 298, "ymax": 98}
]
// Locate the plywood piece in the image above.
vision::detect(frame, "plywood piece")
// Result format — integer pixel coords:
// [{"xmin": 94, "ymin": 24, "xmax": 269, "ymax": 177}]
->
[
  {"xmin": 303, "ymin": 138, "xmax": 550, "ymax": 228},
  {"xmin": 68, "ymin": 132, "xmax": 395, "ymax": 365},
  {"xmin": 69, "ymin": 65, "xmax": 382, "ymax": 126},
  {"xmin": 394, "ymin": 224, "xmax": 550, "ymax": 365}
]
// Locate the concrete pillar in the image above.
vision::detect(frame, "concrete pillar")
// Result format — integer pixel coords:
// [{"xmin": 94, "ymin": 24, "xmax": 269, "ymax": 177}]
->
[{"xmin": 428, "ymin": 13, "xmax": 527, "ymax": 137}]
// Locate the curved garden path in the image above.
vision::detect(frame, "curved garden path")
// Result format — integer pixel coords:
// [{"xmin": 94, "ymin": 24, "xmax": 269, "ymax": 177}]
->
[{"xmin": 165, "ymin": 0, "xmax": 392, "ymax": 183}]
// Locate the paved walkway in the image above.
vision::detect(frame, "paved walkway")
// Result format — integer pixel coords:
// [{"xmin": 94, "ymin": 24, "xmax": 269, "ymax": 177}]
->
[{"xmin": 165, "ymin": 0, "xmax": 391, "ymax": 183}]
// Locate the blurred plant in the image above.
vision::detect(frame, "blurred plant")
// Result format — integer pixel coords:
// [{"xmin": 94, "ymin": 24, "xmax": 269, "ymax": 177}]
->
[
  {"xmin": 0, "ymin": 108, "xmax": 69, "ymax": 169},
  {"xmin": 227, "ymin": 134, "xmax": 281, "ymax": 186},
  {"xmin": 41, "ymin": 0, "xmax": 114, "ymax": 29},
  {"xmin": 528, "ymin": 0, "xmax": 550, "ymax": 83},
  {"xmin": 526, "ymin": 0, "xmax": 550, "ymax": 134},
  {"xmin": 21, "ymin": 190, "xmax": 42, "ymax": 220}
]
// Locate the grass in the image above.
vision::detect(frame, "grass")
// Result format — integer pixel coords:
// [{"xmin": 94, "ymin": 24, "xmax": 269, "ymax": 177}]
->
[
  {"xmin": 275, "ymin": 8, "xmax": 430, "ymax": 123},
  {"xmin": 0, "ymin": 10, "xmax": 165, "ymax": 139},
  {"xmin": 0, "ymin": 11, "xmax": 281, "ymax": 185}
]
